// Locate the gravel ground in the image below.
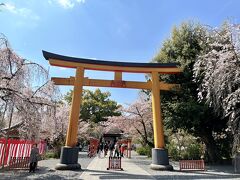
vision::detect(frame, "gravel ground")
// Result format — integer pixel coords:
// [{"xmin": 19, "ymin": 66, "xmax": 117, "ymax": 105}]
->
[
  {"xmin": 0, "ymin": 151, "xmax": 93, "ymax": 180},
  {"xmin": 130, "ymin": 151, "xmax": 240, "ymax": 180}
]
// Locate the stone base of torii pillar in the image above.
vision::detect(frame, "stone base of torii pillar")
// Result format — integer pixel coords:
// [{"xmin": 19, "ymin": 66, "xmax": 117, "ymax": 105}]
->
[
  {"xmin": 150, "ymin": 148, "xmax": 173, "ymax": 171},
  {"xmin": 55, "ymin": 146, "xmax": 81, "ymax": 170}
]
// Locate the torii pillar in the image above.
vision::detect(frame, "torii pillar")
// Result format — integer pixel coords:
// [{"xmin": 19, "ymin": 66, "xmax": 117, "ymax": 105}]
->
[
  {"xmin": 55, "ymin": 67, "xmax": 84, "ymax": 170},
  {"xmin": 150, "ymin": 71, "xmax": 173, "ymax": 170}
]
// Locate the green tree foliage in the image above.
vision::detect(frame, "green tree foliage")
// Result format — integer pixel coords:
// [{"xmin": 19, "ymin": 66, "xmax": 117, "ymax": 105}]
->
[
  {"xmin": 64, "ymin": 88, "xmax": 121, "ymax": 123},
  {"xmin": 153, "ymin": 22, "xmax": 231, "ymax": 162}
]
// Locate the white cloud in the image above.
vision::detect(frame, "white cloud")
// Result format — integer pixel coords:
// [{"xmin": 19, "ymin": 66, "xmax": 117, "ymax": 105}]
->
[
  {"xmin": 55, "ymin": 0, "xmax": 85, "ymax": 9},
  {"xmin": 58, "ymin": 0, "xmax": 74, "ymax": 8},
  {"xmin": 3, "ymin": 2, "xmax": 40, "ymax": 21},
  {"xmin": 4, "ymin": 3, "xmax": 16, "ymax": 13}
]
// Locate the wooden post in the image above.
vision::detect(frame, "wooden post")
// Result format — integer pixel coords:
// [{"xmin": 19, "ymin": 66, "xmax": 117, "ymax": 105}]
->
[
  {"xmin": 151, "ymin": 72, "xmax": 165, "ymax": 149},
  {"xmin": 127, "ymin": 139, "xmax": 131, "ymax": 158},
  {"xmin": 114, "ymin": 72, "xmax": 122, "ymax": 81},
  {"xmin": 65, "ymin": 67, "xmax": 84, "ymax": 147}
]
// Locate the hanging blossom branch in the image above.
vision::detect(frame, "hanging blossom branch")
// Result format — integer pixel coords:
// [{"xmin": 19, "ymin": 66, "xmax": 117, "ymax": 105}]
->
[
  {"xmin": 193, "ymin": 22, "xmax": 240, "ymax": 154},
  {"xmin": 0, "ymin": 34, "xmax": 59, "ymax": 139}
]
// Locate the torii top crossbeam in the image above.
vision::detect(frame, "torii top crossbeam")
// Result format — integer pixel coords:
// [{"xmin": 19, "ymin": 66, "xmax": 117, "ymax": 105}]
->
[{"xmin": 43, "ymin": 50, "xmax": 181, "ymax": 74}]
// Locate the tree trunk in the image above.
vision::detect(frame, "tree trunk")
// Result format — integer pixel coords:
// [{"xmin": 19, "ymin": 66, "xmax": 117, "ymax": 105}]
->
[
  {"xmin": 201, "ymin": 135, "xmax": 221, "ymax": 163},
  {"xmin": 0, "ymin": 102, "xmax": 8, "ymax": 128},
  {"xmin": 2, "ymin": 103, "xmax": 14, "ymax": 169},
  {"xmin": 147, "ymin": 140, "xmax": 154, "ymax": 148}
]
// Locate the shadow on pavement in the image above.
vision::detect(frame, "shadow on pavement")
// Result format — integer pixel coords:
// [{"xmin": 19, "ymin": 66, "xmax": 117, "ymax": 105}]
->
[
  {"xmin": 79, "ymin": 168, "xmax": 154, "ymax": 179},
  {"xmin": 80, "ymin": 168, "xmax": 240, "ymax": 180}
]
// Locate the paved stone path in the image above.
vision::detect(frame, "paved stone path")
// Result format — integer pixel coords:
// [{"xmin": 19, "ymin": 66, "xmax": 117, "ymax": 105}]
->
[
  {"xmin": 80, "ymin": 154, "xmax": 153, "ymax": 180},
  {"xmin": 1, "ymin": 151, "xmax": 240, "ymax": 179}
]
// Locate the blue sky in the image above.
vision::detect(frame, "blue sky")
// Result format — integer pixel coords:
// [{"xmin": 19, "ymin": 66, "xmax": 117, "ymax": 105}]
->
[{"xmin": 1, "ymin": 0, "xmax": 240, "ymax": 105}]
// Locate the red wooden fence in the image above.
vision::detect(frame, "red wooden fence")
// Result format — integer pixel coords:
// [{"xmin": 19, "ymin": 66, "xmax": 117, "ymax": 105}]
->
[
  {"xmin": 107, "ymin": 156, "xmax": 123, "ymax": 170},
  {"xmin": 8, "ymin": 157, "xmax": 30, "ymax": 169},
  {"xmin": 0, "ymin": 138, "xmax": 46, "ymax": 167},
  {"xmin": 179, "ymin": 160, "xmax": 205, "ymax": 171}
]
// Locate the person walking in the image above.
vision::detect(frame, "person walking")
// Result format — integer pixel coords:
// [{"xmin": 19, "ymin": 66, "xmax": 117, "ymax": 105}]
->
[
  {"xmin": 99, "ymin": 142, "xmax": 104, "ymax": 157},
  {"xmin": 97, "ymin": 143, "xmax": 101, "ymax": 158},
  {"xmin": 120, "ymin": 144, "xmax": 124, "ymax": 157},
  {"xmin": 104, "ymin": 142, "xmax": 109, "ymax": 157},
  {"xmin": 114, "ymin": 142, "xmax": 120, "ymax": 157},
  {"xmin": 100, "ymin": 142, "xmax": 104, "ymax": 153},
  {"xmin": 109, "ymin": 141, "xmax": 115, "ymax": 157},
  {"xmin": 29, "ymin": 144, "xmax": 40, "ymax": 173}
]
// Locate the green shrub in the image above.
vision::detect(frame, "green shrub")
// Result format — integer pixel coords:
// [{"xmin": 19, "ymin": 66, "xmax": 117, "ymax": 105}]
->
[
  {"xmin": 44, "ymin": 151, "xmax": 59, "ymax": 159},
  {"xmin": 167, "ymin": 143, "xmax": 180, "ymax": 161},
  {"xmin": 167, "ymin": 142, "xmax": 203, "ymax": 161},
  {"xmin": 187, "ymin": 143, "xmax": 202, "ymax": 160},
  {"xmin": 136, "ymin": 146, "xmax": 152, "ymax": 157}
]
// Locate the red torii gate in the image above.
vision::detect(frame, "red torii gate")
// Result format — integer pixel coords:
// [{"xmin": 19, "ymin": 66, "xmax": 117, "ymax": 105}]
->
[{"xmin": 43, "ymin": 50, "xmax": 181, "ymax": 170}]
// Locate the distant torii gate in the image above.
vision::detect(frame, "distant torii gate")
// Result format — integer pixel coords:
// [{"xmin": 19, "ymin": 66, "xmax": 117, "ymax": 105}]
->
[{"xmin": 43, "ymin": 50, "xmax": 181, "ymax": 170}]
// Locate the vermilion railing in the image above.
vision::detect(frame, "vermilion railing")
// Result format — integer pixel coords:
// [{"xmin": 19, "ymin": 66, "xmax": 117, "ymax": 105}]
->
[
  {"xmin": 179, "ymin": 160, "xmax": 205, "ymax": 171},
  {"xmin": 0, "ymin": 138, "xmax": 46, "ymax": 167},
  {"xmin": 107, "ymin": 156, "xmax": 123, "ymax": 170}
]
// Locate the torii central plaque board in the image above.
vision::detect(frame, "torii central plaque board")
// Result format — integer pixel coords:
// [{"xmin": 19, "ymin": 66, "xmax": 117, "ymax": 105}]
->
[{"xmin": 43, "ymin": 50, "xmax": 181, "ymax": 170}]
